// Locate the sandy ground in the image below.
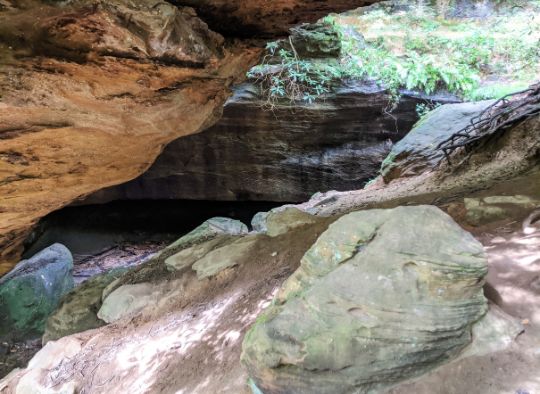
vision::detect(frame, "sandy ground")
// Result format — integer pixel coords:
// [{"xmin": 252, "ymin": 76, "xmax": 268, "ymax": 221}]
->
[
  {"xmin": 1, "ymin": 218, "xmax": 335, "ymax": 393},
  {"xmin": 388, "ymin": 215, "xmax": 540, "ymax": 394}
]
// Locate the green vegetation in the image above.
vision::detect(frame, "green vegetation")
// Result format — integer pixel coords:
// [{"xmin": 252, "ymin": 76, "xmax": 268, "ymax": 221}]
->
[
  {"xmin": 247, "ymin": 44, "xmax": 342, "ymax": 107},
  {"xmin": 249, "ymin": 1, "xmax": 540, "ymax": 105}
]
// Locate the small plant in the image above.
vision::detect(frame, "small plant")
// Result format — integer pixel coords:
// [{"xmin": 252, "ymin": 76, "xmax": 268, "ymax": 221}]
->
[
  {"xmin": 247, "ymin": 40, "xmax": 342, "ymax": 108},
  {"xmin": 416, "ymin": 102, "xmax": 442, "ymax": 118}
]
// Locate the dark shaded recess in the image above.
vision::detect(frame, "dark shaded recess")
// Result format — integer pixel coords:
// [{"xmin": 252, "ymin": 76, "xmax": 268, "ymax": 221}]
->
[
  {"xmin": 166, "ymin": 0, "xmax": 380, "ymax": 38},
  {"xmin": 22, "ymin": 200, "xmax": 283, "ymax": 259}
]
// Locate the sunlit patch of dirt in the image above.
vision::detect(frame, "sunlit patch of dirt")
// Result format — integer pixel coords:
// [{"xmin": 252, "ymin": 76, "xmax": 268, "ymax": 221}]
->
[{"xmin": 388, "ymin": 213, "xmax": 540, "ymax": 394}]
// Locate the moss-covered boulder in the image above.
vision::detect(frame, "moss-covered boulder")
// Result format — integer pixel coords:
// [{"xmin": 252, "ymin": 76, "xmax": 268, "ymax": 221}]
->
[
  {"xmin": 42, "ymin": 268, "xmax": 127, "ymax": 344},
  {"xmin": 242, "ymin": 206, "xmax": 489, "ymax": 394},
  {"xmin": 252, "ymin": 208, "xmax": 320, "ymax": 237},
  {"xmin": 0, "ymin": 244, "xmax": 74, "ymax": 341}
]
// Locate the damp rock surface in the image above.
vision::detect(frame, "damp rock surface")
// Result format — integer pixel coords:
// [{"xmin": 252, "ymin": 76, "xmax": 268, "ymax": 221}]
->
[
  {"xmin": 85, "ymin": 81, "xmax": 460, "ymax": 203},
  {"xmin": 0, "ymin": 244, "xmax": 74, "ymax": 341}
]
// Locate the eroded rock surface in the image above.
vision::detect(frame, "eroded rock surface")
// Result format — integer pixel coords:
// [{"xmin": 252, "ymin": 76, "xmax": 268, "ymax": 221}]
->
[
  {"xmin": 169, "ymin": 0, "xmax": 380, "ymax": 36},
  {"xmin": 43, "ymin": 268, "xmax": 127, "ymax": 344},
  {"xmin": 242, "ymin": 206, "xmax": 490, "ymax": 394},
  {"xmin": 252, "ymin": 207, "xmax": 320, "ymax": 237},
  {"xmin": 0, "ymin": 0, "xmax": 382, "ymax": 275},
  {"xmin": 0, "ymin": 0, "xmax": 262, "ymax": 275}
]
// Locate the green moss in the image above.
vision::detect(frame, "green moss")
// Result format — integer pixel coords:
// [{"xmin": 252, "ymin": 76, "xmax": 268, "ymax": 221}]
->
[
  {"xmin": 380, "ymin": 152, "xmax": 397, "ymax": 176},
  {"xmin": 468, "ymin": 82, "xmax": 531, "ymax": 101}
]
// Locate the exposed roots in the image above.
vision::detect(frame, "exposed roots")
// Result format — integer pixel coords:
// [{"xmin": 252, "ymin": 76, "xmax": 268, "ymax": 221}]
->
[{"xmin": 437, "ymin": 82, "xmax": 540, "ymax": 168}]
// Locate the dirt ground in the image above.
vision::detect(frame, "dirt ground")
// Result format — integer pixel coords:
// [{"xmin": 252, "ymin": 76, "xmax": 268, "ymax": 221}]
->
[
  {"xmin": 386, "ymin": 213, "xmax": 540, "ymax": 394},
  {"xmin": 0, "ymin": 218, "xmax": 335, "ymax": 393}
]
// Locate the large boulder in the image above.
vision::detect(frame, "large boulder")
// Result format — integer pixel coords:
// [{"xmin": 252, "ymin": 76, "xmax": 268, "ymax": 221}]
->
[
  {"xmin": 42, "ymin": 268, "xmax": 127, "ymax": 344},
  {"xmin": 242, "ymin": 206, "xmax": 490, "ymax": 394},
  {"xmin": 0, "ymin": 244, "xmax": 74, "ymax": 341},
  {"xmin": 381, "ymin": 100, "xmax": 495, "ymax": 182}
]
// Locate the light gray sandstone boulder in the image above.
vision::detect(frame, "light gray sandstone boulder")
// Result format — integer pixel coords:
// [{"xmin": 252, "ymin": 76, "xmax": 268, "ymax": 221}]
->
[
  {"xmin": 251, "ymin": 208, "xmax": 319, "ymax": 237},
  {"xmin": 242, "ymin": 206, "xmax": 490, "ymax": 394}
]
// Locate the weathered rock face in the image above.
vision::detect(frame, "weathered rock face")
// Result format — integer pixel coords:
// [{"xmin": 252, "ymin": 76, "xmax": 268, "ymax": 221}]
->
[
  {"xmin": 84, "ymin": 83, "xmax": 459, "ymax": 203},
  {"xmin": 242, "ymin": 206, "xmax": 489, "ymax": 394},
  {"xmin": 0, "ymin": 0, "xmax": 381, "ymax": 275},
  {"xmin": 0, "ymin": 0, "xmax": 261, "ymax": 275},
  {"xmin": 381, "ymin": 100, "xmax": 495, "ymax": 182},
  {"xmin": 0, "ymin": 244, "xmax": 74, "ymax": 341}
]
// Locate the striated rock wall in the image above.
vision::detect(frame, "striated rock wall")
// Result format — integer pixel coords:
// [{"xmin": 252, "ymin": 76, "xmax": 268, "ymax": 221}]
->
[{"xmin": 84, "ymin": 82, "xmax": 459, "ymax": 203}]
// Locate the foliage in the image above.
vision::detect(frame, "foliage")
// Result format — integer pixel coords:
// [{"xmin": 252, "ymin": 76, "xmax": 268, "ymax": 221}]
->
[
  {"xmin": 247, "ymin": 42, "xmax": 342, "ymax": 107},
  {"xmin": 247, "ymin": 0, "xmax": 540, "ymax": 106},
  {"xmin": 416, "ymin": 101, "xmax": 442, "ymax": 118}
]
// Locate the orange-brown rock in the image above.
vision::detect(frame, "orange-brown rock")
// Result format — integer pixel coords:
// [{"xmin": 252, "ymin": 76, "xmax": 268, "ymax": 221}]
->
[{"xmin": 0, "ymin": 0, "xmax": 261, "ymax": 274}]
